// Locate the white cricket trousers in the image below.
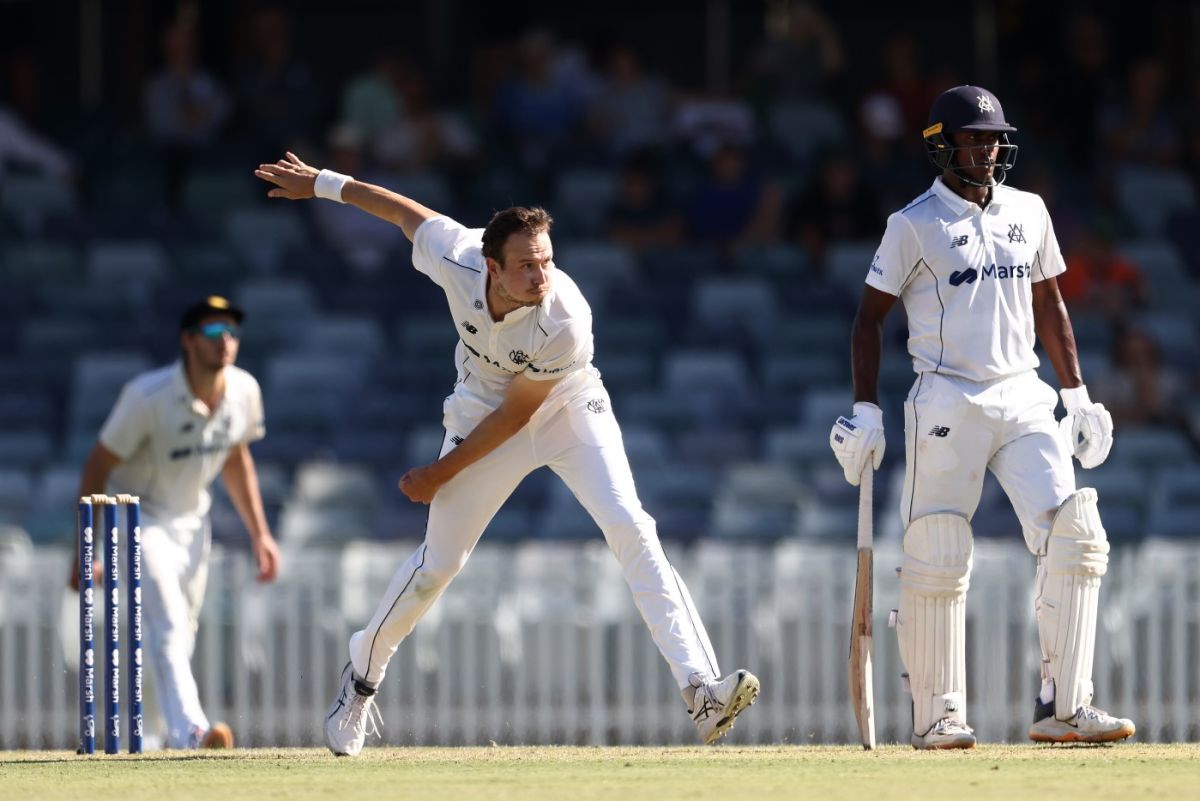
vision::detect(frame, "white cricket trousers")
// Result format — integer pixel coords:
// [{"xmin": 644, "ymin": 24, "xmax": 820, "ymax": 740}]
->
[
  {"xmin": 348, "ymin": 386, "xmax": 721, "ymax": 691},
  {"xmin": 902, "ymin": 369, "xmax": 1076, "ymax": 555},
  {"xmin": 139, "ymin": 515, "xmax": 211, "ymax": 748}
]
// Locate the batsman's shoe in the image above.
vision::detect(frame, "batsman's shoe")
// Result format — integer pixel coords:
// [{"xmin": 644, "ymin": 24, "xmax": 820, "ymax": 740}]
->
[
  {"xmin": 689, "ymin": 670, "xmax": 760, "ymax": 745},
  {"xmin": 324, "ymin": 662, "xmax": 383, "ymax": 756},
  {"xmin": 911, "ymin": 717, "xmax": 976, "ymax": 750},
  {"xmin": 1029, "ymin": 702, "xmax": 1135, "ymax": 743}
]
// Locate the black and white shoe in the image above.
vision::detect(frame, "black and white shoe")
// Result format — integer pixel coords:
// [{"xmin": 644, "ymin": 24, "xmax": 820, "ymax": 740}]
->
[
  {"xmin": 324, "ymin": 662, "xmax": 382, "ymax": 756},
  {"xmin": 689, "ymin": 670, "xmax": 760, "ymax": 745}
]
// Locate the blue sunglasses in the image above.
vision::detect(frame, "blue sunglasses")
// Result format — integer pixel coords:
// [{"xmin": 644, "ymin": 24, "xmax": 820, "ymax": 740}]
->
[{"xmin": 192, "ymin": 322, "xmax": 241, "ymax": 340}]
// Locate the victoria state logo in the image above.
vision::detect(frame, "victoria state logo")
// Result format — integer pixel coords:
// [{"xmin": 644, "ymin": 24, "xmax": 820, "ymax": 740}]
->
[
  {"xmin": 977, "ymin": 95, "xmax": 995, "ymax": 113},
  {"xmin": 508, "ymin": 349, "xmax": 528, "ymax": 365}
]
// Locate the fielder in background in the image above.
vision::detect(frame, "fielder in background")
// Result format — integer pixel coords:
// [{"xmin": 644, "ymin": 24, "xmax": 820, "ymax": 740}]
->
[
  {"xmin": 255, "ymin": 152, "xmax": 760, "ymax": 756},
  {"xmin": 68, "ymin": 296, "xmax": 281, "ymax": 749},
  {"xmin": 829, "ymin": 86, "xmax": 1136, "ymax": 749}
]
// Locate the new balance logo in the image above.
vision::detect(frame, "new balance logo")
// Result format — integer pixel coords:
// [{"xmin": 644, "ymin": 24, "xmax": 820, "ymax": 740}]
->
[
  {"xmin": 1008, "ymin": 224, "xmax": 1026, "ymax": 243},
  {"xmin": 450, "ymin": 435, "xmax": 464, "ymax": 446},
  {"xmin": 928, "ymin": 426, "xmax": 951, "ymax": 438},
  {"xmin": 949, "ymin": 235, "xmax": 968, "ymax": 248},
  {"xmin": 460, "ymin": 321, "xmax": 478, "ymax": 335},
  {"xmin": 949, "ymin": 269, "xmax": 977, "ymax": 286}
]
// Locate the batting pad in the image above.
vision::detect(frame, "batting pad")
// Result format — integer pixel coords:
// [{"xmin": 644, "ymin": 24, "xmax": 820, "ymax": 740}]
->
[
  {"xmin": 1036, "ymin": 488, "xmax": 1109, "ymax": 718},
  {"xmin": 897, "ymin": 513, "xmax": 973, "ymax": 735}
]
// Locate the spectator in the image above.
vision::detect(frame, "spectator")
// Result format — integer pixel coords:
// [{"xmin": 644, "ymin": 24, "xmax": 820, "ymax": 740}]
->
[
  {"xmin": 605, "ymin": 153, "xmax": 683, "ymax": 250},
  {"xmin": 1100, "ymin": 58, "xmax": 1181, "ymax": 169},
  {"xmin": 234, "ymin": 5, "xmax": 324, "ymax": 154},
  {"xmin": 1058, "ymin": 221, "xmax": 1146, "ymax": 318},
  {"xmin": 143, "ymin": 16, "xmax": 231, "ymax": 205},
  {"xmin": 784, "ymin": 150, "xmax": 881, "ymax": 262},
  {"xmin": 0, "ymin": 102, "xmax": 72, "ymax": 180},
  {"xmin": 748, "ymin": 1, "xmax": 844, "ymax": 105},
  {"xmin": 1093, "ymin": 325, "xmax": 1187, "ymax": 430},
  {"xmin": 685, "ymin": 143, "xmax": 782, "ymax": 247},
  {"xmin": 491, "ymin": 30, "xmax": 587, "ymax": 173},
  {"xmin": 588, "ymin": 43, "xmax": 672, "ymax": 159}
]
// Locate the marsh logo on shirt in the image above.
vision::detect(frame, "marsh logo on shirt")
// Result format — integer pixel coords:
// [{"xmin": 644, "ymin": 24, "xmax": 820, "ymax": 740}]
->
[
  {"xmin": 981, "ymin": 263, "xmax": 1031, "ymax": 280},
  {"xmin": 949, "ymin": 268, "xmax": 978, "ymax": 286}
]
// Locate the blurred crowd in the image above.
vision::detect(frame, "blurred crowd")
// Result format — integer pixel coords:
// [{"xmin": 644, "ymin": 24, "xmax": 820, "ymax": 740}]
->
[{"xmin": 1, "ymin": 2, "xmax": 1198, "ymax": 548}]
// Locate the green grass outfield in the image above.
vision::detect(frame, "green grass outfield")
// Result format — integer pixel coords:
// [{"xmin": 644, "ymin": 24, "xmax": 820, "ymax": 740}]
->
[{"xmin": 2, "ymin": 744, "xmax": 1197, "ymax": 801}]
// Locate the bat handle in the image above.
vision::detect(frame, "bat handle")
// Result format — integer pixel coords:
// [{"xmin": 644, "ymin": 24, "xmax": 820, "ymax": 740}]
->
[{"xmin": 857, "ymin": 465, "xmax": 873, "ymax": 550}]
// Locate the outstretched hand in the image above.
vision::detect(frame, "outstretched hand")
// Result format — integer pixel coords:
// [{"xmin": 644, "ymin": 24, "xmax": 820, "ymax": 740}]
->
[{"xmin": 254, "ymin": 152, "xmax": 319, "ymax": 200}]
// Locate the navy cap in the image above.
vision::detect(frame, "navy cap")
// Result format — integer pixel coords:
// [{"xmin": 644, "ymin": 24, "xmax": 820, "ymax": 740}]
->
[
  {"xmin": 179, "ymin": 295, "xmax": 245, "ymax": 332},
  {"xmin": 924, "ymin": 85, "xmax": 1017, "ymax": 139}
]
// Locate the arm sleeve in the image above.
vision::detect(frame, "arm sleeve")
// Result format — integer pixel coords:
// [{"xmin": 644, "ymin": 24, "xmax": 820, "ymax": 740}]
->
[
  {"xmin": 526, "ymin": 317, "xmax": 593, "ymax": 381},
  {"xmin": 411, "ymin": 215, "xmax": 478, "ymax": 287},
  {"xmin": 864, "ymin": 211, "xmax": 921, "ymax": 296},
  {"xmin": 1033, "ymin": 199, "xmax": 1067, "ymax": 282},
  {"xmin": 98, "ymin": 383, "xmax": 152, "ymax": 460}
]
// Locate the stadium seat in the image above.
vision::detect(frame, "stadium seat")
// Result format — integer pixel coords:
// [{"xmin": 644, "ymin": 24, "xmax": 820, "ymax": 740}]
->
[
  {"xmin": 768, "ymin": 100, "xmax": 846, "ymax": 166},
  {"xmin": 86, "ymin": 240, "xmax": 169, "ymax": 285},
  {"xmin": 225, "ymin": 207, "xmax": 309, "ymax": 274},
  {"xmin": 0, "ymin": 173, "xmax": 75, "ymax": 233},
  {"xmin": 0, "ymin": 432, "xmax": 54, "ymax": 470},
  {"xmin": 824, "ymin": 241, "xmax": 879, "ymax": 295},
  {"xmin": 733, "ymin": 242, "xmax": 812, "ymax": 280},
  {"xmin": 3, "ymin": 241, "xmax": 81, "ymax": 284},
  {"xmin": 1115, "ymin": 167, "xmax": 1196, "ymax": 237},
  {"xmin": 690, "ymin": 276, "xmax": 777, "ymax": 344},
  {"xmin": 553, "ymin": 170, "xmax": 618, "ymax": 237}
]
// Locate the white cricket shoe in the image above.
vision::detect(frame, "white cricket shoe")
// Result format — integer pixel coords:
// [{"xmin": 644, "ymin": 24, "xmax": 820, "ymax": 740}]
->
[
  {"xmin": 1029, "ymin": 704, "xmax": 1135, "ymax": 744},
  {"xmin": 324, "ymin": 662, "xmax": 382, "ymax": 756},
  {"xmin": 911, "ymin": 717, "xmax": 976, "ymax": 750},
  {"xmin": 689, "ymin": 670, "xmax": 760, "ymax": 745}
]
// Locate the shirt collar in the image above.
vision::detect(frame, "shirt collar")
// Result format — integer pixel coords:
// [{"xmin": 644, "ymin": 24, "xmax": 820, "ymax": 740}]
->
[
  {"xmin": 172, "ymin": 360, "xmax": 218, "ymax": 417},
  {"xmin": 931, "ymin": 176, "xmax": 1007, "ymax": 216}
]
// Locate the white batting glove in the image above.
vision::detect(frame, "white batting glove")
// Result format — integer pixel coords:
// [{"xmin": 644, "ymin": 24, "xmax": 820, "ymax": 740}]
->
[
  {"xmin": 830, "ymin": 402, "xmax": 885, "ymax": 486},
  {"xmin": 1060, "ymin": 385, "xmax": 1113, "ymax": 469}
]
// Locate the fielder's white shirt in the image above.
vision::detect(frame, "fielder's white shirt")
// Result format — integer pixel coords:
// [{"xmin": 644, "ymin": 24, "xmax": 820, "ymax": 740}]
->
[
  {"xmin": 411, "ymin": 215, "xmax": 601, "ymax": 433},
  {"xmin": 866, "ymin": 177, "xmax": 1067, "ymax": 382},
  {"xmin": 100, "ymin": 362, "xmax": 265, "ymax": 522}
]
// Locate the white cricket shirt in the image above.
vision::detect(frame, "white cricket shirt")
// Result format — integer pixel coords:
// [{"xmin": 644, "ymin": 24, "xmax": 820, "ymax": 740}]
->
[
  {"xmin": 411, "ymin": 215, "xmax": 600, "ymax": 433},
  {"xmin": 866, "ymin": 177, "xmax": 1066, "ymax": 382},
  {"xmin": 100, "ymin": 362, "xmax": 265, "ymax": 522}
]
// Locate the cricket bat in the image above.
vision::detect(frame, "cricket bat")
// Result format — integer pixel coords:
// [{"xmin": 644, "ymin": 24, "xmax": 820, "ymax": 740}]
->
[{"xmin": 848, "ymin": 464, "xmax": 876, "ymax": 750}]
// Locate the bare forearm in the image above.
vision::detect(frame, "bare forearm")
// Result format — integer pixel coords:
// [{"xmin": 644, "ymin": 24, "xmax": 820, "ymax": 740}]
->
[
  {"xmin": 1035, "ymin": 297, "xmax": 1083, "ymax": 389},
  {"xmin": 341, "ymin": 181, "xmax": 440, "ymax": 241},
  {"xmin": 851, "ymin": 312, "xmax": 883, "ymax": 405},
  {"xmin": 222, "ymin": 448, "xmax": 271, "ymax": 542},
  {"xmin": 427, "ymin": 409, "xmax": 530, "ymax": 484}
]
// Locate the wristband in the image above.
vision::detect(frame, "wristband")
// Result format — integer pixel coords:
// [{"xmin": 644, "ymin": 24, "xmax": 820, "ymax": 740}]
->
[
  {"xmin": 852, "ymin": 401, "xmax": 883, "ymax": 427},
  {"xmin": 314, "ymin": 169, "xmax": 353, "ymax": 203},
  {"xmin": 1060, "ymin": 385, "xmax": 1091, "ymax": 412}
]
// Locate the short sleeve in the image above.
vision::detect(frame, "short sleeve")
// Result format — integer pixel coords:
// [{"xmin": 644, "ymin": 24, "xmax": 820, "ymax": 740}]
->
[
  {"xmin": 411, "ymin": 216, "xmax": 477, "ymax": 286},
  {"xmin": 526, "ymin": 317, "xmax": 593, "ymax": 381},
  {"xmin": 1033, "ymin": 199, "xmax": 1066, "ymax": 282},
  {"xmin": 98, "ymin": 383, "xmax": 152, "ymax": 460},
  {"xmin": 241, "ymin": 375, "xmax": 266, "ymax": 445},
  {"xmin": 865, "ymin": 211, "xmax": 922, "ymax": 296}
]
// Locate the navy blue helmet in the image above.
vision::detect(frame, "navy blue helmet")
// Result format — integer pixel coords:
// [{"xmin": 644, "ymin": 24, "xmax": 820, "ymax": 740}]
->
[{"xmin": 923, "ymin": 85, "xmax": 1019, "ymax": 187}]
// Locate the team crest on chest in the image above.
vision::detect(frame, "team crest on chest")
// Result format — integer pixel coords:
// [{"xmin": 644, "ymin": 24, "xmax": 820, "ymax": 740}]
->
[
  {"xmin": 509, "ymin": 349, "xmax": 528, "ymax": 365},
  {"xmin": 1007, "ymin": 224, "xmax": 1026, "ymax": 243}
]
